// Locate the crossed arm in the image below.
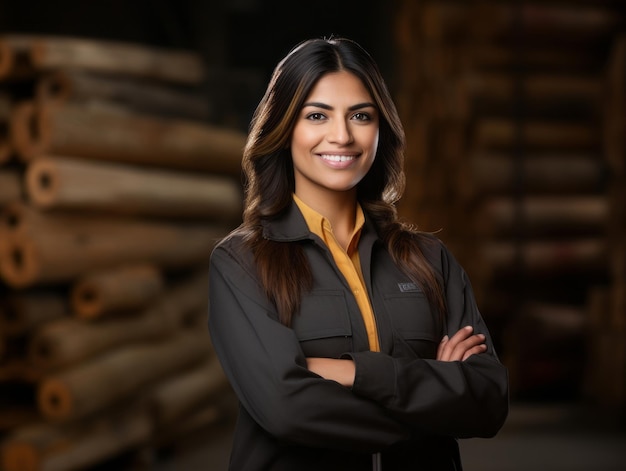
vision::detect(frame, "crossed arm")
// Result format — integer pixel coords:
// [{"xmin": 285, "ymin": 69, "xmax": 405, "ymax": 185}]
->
[{"xmin": 306, "ymin": 325, "xmax": 486, "ymax": 387}]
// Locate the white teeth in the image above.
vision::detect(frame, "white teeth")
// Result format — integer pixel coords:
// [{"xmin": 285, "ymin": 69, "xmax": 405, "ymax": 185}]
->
[{"xmin": 320, "ymin": 154, "xmax": 355, "ymax": 162}]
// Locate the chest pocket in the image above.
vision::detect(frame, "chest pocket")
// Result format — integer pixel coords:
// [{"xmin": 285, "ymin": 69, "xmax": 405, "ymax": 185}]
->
[
  {"xmin": 292, "ymin": 290, "xmax": 353, "ymax": 358},
  {"xmin": 384, "ymin": 292, "xmax": 439, "ymax": 359}
]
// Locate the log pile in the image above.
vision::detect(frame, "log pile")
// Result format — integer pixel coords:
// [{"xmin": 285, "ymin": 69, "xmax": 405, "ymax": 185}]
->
[
  {"xmin": 0, "ymin": 34, "xmax": 242, "ymax": 470},
  {"xmin": 394, "ymin": 0, "xmax": 625, "ymax": 408}
]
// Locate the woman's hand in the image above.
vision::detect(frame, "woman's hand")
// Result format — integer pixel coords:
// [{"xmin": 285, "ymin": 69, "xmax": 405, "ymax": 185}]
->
[
  {"xmin": 306, "ymin": 357, "xmax": 356, "ymax": 388},
  {"xmin": 437, "ymin": 326, "xmax": 487, "ymax": 362}
]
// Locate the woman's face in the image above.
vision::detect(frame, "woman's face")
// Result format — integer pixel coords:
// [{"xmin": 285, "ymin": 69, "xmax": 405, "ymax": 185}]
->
[{"xmin": 290, "ymin": 71, "xmax": 379, "ymax": 203}]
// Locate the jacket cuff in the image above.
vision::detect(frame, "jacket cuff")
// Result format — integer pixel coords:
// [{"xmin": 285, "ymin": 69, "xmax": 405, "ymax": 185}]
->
[{"xmin": 342, "ymin": 351, "xmax": 396, "ymax": 404}]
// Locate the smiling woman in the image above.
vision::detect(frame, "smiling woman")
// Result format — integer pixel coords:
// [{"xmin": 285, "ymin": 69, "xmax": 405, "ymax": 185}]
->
[
  {"xmin": 208, "ymin": 37, "xmax": 509, "ymax": 471},
  {"xmin": 291, "ymin": 71, "xmax": 380, "ymax": 231}
]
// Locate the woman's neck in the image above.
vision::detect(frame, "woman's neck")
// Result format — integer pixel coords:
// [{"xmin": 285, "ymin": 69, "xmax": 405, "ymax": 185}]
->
[{"xmin": 296, "ymin": 190, "xmax": 358, "ymax": 249}]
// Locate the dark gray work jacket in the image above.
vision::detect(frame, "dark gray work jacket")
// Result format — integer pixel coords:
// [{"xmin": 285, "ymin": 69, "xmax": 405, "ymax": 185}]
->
[{"xmin": 208, "ymin": 201, "xmax": 509, "ymax": 471}]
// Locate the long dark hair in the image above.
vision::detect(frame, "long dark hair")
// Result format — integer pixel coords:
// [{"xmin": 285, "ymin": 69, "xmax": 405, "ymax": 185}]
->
[{"xmin": 240, "ymin": 37, "xmax": 445, "ymax": 326}]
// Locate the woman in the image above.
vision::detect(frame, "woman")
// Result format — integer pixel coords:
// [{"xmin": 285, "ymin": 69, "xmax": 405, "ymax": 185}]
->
[{"xmin": 208, "ymin": 37, "xmax": 508, "ymax": 471}]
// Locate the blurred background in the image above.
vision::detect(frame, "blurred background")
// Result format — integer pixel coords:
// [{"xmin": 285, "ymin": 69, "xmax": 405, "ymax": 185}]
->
[{"xmin": 0, "ymin": 1, "xmax": 625, "ymax": 470}]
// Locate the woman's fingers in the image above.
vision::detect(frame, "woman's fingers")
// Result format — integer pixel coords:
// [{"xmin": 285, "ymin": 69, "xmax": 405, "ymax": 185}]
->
[
  {"xmin": 462, "ymin": 344, "xmax": 487, "ymax": 361},
  {"xmin": 437, "ymin": 326, "xmax": 472, "ymax": 361},
  {"xmin": 437, "ymin": 326, "xmax": 486, "ymax": 362}
]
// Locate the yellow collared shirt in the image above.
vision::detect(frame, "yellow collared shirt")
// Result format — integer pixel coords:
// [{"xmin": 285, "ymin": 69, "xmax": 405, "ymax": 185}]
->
[{"xmin": 293, "ymin": 194, "xmax": 380, "ymax": 352}]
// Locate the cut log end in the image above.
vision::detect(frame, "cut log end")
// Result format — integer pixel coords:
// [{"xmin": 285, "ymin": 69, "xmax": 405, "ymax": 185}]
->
[
  {"xmin": 71, "ymin": 281, "xmax": 101, "ymax": 319},
  {"xmin": 36, "ymin": 70, "xmax": 72, "ymax": 104},
  {"xmin": 10, "ymin": 102, "xmax": 49, "ymax": 162},
  {"xmin": 0, "ymin": 204, "xmax": 23, "ymax": 231},
  {"xmin": 1, "ymin": 442, "xmax": 40, "ymax": 471},
  {"xmin": 0, "ymin": 237, "xmax": 40, "ymax": 289},
  {"xmin": 25, "ymin": 159, "xmax": 60, "ymax": 208},
  {"xmin": 38, "ymin": 378, "xmax": 73, "ymax": 421}
]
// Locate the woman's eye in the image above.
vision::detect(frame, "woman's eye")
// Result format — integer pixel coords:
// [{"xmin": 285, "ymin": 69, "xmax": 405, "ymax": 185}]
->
[
  {"xmin": 352, "ymin": 112, "xmax": 370, "ymax": 121},
  {"xmin": 306, "ymin": 113, "xmax": 326, "ymax": 121}
]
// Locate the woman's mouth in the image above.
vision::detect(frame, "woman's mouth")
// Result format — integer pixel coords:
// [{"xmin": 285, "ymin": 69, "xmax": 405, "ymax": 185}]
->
[{"xmin": 319, "ymin": 154, "xmax": 357, "ymax": 163}]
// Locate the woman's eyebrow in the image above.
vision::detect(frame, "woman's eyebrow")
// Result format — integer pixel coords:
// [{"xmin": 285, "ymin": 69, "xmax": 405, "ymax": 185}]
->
[{"xmin": 302, "ymin": 101, "xmax": 376, "ymax": 111}]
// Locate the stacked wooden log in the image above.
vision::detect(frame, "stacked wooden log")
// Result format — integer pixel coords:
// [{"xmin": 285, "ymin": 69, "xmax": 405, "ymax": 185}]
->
[
  {"xmin": 394, "ymin": 0, "xmax": 625, "ymax": 404},
  {"xmin": 0, "ymin": 35, "xmax": 243, "ymax": 470}
]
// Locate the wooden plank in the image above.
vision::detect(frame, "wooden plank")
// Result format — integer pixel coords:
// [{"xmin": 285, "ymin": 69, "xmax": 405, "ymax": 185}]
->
[
  {"xmin": 24, "ymin": 155, "xmax": 243, "ymax": 220},
  {"xmin": 0, "ymin": 34, "xmax": 206, "ymax": 84},
  {"xmin": 11, "ymin": 101, "xmax": 246, "ymax": 175}
]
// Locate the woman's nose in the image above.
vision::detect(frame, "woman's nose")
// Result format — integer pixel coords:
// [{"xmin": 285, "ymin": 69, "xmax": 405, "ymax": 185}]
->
[{"xmin": 327, "ymin": 119, "xmax": 353, "ymax": 145}]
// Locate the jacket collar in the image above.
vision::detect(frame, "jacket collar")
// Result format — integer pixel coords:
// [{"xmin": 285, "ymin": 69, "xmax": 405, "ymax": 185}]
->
[
  {"xmin": 261, "ymin": 200, "xmax": 380, "ymax": 245},
  {"xmin": 261, "ymin": 200, "xmax": 312, "ymax": 242}
]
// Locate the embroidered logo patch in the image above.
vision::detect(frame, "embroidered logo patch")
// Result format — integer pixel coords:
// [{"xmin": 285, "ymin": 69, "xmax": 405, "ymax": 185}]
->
[{"xmin": 398, "ymin": 282, "xmax": 419, "ymax": 293}]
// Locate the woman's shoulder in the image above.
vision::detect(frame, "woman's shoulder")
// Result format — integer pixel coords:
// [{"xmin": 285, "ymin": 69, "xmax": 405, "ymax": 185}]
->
[
  {"xmin": 214, "ymin": 225, "xmax": 248, "ymax": 250},
  {"xmin": 211, "ymin": 226, "xmax": 255, "ymax": 266},
  {"xmin": 405, "ymin": 228, "xmax": 461, "ymax": 274}
]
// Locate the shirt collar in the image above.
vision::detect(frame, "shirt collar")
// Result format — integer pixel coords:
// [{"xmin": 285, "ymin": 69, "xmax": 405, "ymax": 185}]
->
[{"xmin": 292, "ymin": 194, "xmax": 365, "ymax": 254}]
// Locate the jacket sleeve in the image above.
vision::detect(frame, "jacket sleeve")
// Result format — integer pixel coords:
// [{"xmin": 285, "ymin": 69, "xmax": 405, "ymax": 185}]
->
[
  {"xmin": 208, "ymin": 243, "xmax": 411, "ymax": 452},
  {"xmin": 346, "ymin": 244, "xmax": 509, "ymax": 438}
]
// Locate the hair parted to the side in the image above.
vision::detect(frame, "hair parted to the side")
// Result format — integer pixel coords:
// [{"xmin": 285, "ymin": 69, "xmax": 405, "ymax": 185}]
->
[{"xmin": 239, "ymin": 37, "xmax": 446, "ymax": 326}]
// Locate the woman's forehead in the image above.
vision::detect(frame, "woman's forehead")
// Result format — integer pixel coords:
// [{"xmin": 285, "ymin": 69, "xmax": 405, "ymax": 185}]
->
[{"xmin": 304, "ymin": 71, "xmax": 374, "ymax": 104}]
